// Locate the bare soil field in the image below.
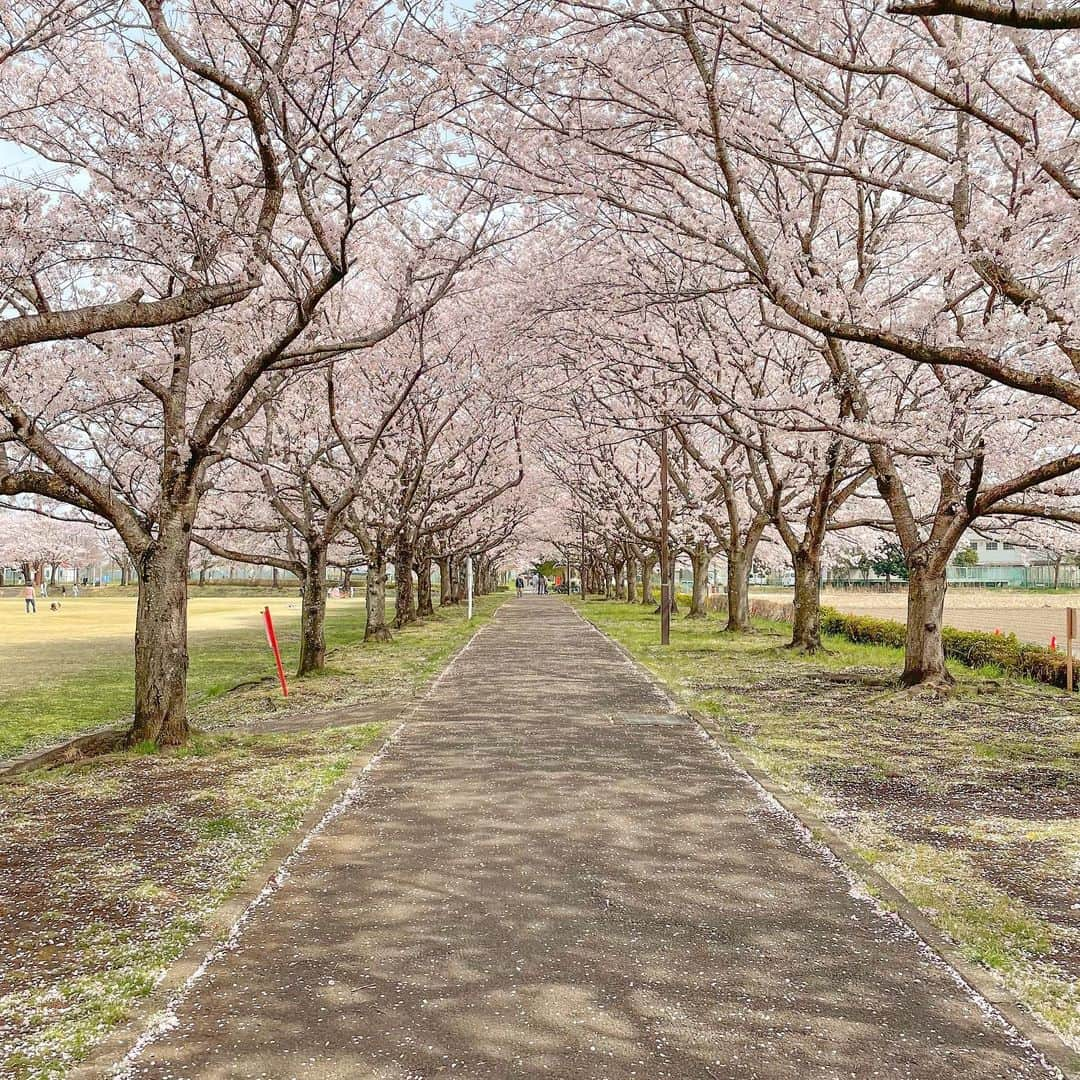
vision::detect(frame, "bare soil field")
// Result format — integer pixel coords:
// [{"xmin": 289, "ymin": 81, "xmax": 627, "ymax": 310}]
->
[{"xmin": 754, "ymin": 587, "xmax": 1080, "ymax": 649}]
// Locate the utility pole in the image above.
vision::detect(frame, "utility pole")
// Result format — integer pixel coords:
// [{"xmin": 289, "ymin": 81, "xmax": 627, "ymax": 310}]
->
[
  {"xmin": 580, "ymin": 513, "xmax": 586, "ymax": 599},
  {"xmin": 660, "ymin": 425, "xmax": 671, "ymax": 646}
]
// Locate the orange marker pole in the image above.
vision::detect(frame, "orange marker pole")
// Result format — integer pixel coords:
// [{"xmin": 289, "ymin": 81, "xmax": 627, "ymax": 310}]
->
[{"xmin": 263, "ymin": 606, "xmax": 289, "ymax": 697}]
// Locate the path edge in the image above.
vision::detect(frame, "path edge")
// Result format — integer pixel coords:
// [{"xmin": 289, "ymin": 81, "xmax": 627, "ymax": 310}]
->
[
  {"xmin": 571, "ymin": 600, "xmax": 1080, "ymax": 1080},
  {"xmin": 67, "ymin": 606, "xmax": 500, "ymax": 1080}
]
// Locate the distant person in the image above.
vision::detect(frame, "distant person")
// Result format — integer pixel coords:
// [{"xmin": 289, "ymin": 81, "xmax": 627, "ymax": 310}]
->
[
  {"xmin": 537, "ymin": 575, "xmax": 547, "ymax": 595},
  {"xmin": 72, "ymin": 583, "xmax": 79, "ymax": 598},
  {"xmin": 23, "ymin": 584, "xmax": 36, "ymax": 614},
  {"xmin": 39, "ymin": 580, "xmax": 48, "ymax": 598},
  {"xmin": 61, "ymin": 585, "xmax": 67, "ymax": 597},
  {"xmin": 515, "ymin": 575, "xmax": 524, "ymax": 598}
]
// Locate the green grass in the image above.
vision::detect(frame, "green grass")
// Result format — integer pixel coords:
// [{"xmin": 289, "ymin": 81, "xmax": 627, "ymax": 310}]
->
[
  {"xmin": 1, "ymin": 597, "xmax": 388, "ymax": 758},
  {"xmin": 575, "ymin": 597, "xmax": 1080, "ymax": 1049}
]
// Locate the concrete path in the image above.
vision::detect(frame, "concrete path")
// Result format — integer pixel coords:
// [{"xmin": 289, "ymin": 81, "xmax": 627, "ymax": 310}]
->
[{"xmin": 126, "ymin": 598, "xmax": 1054, "ymax": 1079}]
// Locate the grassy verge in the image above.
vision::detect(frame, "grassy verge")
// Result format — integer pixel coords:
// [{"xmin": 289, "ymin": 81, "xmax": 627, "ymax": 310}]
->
[
  {"xmin": 0, "ymin": 594, "xmax": 505, "ymax": 1079},
  {"xmin": 575, "ymin": 597, "xmax": 1080, "ymax": 1049}
]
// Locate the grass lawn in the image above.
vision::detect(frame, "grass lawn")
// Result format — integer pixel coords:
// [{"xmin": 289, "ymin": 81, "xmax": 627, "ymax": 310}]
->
[
  {"xmin": 0, "ymin": 593, "xmax": 506, "ymax": 1080},
  {"xmin": 0, "ymin": 593, "xmax": 369, "ymax": 759},
  {"xmin": 575, "ymin": 597, "xmax": 1080, "ymax": 1050}
]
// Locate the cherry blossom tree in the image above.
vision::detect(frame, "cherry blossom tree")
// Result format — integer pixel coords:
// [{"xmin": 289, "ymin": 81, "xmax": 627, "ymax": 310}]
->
[{"xmin": 1, "ymin": 0, "xmax": 506, "ymax": 743}]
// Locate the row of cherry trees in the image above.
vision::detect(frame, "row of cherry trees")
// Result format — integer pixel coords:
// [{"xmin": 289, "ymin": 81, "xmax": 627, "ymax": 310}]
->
[
  {"xmin": 1, "ymin": 0, "xmax": 1078, "ymax": 732},
  {"xmin": 0, "ymin": 0, "xmax": 533, "ymax": 745},
  {"xmin": 475, "ymin": 0, "xmax": 1080, "ymax": 688}
]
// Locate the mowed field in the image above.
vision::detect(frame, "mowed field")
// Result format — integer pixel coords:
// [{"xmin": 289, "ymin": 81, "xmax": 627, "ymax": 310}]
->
[
  {"xmin": 0, "ymin": 592, "xmax": 368, "ymax": 759},
  {"xmin": 754, "ymin": 586, "xmax": 1080, "ymax": 649}
]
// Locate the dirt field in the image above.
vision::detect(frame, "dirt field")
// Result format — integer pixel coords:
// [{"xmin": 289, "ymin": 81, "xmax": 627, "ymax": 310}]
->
[{"xmin": 753, "ymin": 587, "xmax": 1080, "ymax": 649}]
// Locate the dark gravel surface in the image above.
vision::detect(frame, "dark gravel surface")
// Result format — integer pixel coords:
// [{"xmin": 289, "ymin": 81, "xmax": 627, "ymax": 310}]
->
[{"xmin": 126, "ymin": 598, "xmax": 1056, "ymax": 1079}]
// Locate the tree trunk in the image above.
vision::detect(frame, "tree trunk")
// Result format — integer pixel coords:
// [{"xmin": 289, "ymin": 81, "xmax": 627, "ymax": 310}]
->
[
  {"xmin": 128, "ymin": 525, "xmax": 191, "ymax": 747},
  {"xmin": 393, "ymin": 541, "xmax": 417, "ymax": 629},
  {"xmin": 120, "ymin": 561, "xmax": 130, "ymax": 587},
  {"xmin": 437, "ymin": 556, "xmax": 452, "ymax": 606},
  {"xmin": 687, "ymin": 545, "xmax": 709, "ymax": 618},
  {"xmin": 613, "ymin": 560, "xmax": 626, "ymax": 601},
  {"xmin": 902, "ymin": 566, "xmax": 953, "ymax": 689},
  {"xmin": 198, "ymin": 566, "xmax": 207, "ymax": 586},
  {"xmin": 726, "ymin": 547, "xmax": 751, "ymax": 632},
  {"xmin": 625, "ymin": 554, "xmax": 637, "ymax": 603},
  {"xmin": 365, "ymin": 550, "xmax": 392, "ymax": 642},
  {"xmin": 416, "ymin": 556, "xmax": 434, "ymax": 617},
  {"xmin": 272, "ymin": 565, "xmax": 281, "ymax": 591},
  {"xmin": 789, "ymin": 547, "xmax": 823, "ymax": 653},
  {"xmin": 342, "ymin": 567, "xmax": 353, "ymax": 593},
  {"xmin": 297, "ymin": 545, "xmax": 327, "ymax": 676},
  {"xmin": 641, "ymin": 556, "xmax": 656, "ymax": 605}
]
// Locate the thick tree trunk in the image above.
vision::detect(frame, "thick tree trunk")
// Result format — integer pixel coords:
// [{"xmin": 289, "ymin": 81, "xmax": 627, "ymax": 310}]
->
[
  {"xmin": 437, "ymin": 556, "xmax": 452, "ymax": 606},
  {"xmin": 120, "ymin": 561, "xmax": 130, "ymax": 587},
  {"xmin": 902, "ymin": 566, "xmax": 953, "ymax": 689},
  {"xmin": 687, "ymin": 545, "xmax": 709, "ymax": 618},
  {"xmin": 342, "ymin": 567, "xmax": 353, "ymax": 593},
  {"xmin": 393, "ymin": 541, "xmax": 417, "ymax": 629},
  {"xmin": 625, "ymin": 554, "xmax": 637, "ymax": 603},
  {"xmin": 789, "ymin": 547, "xmax": 823, "ymax": 652},
  {"xmin": 272, "ymin": 565, "xmax": 281, "ymax": 591},
  {"xmin": 198, "ymin": 566, "xmax": 207, "ymax": 586},
  {"xmin": 726, "ymin": 548, "xmax": 751, "ymax": 632},
  {"xmin": 128, "ymin": 526, "xmax": 191, "ymax": 747},
  {"xmin": 641, "ymin": 556, "xmax": 656, "ymax": 605},
  {"xmin": 297, "ymin": 546, "xmax": 327, "ymax": 676},
  {"xmin": 614, "ymin": 560, "xmax": 626, "ymax": 601},
  {"xmin": 416, "ymin": 556, "xmax": 434, "ymax": 617},
  {"xmin": 365, "ymin": 551, "xmax": 392, "ymax": 642}
]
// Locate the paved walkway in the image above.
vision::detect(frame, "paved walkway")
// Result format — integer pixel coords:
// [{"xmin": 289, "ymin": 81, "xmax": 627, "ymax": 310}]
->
[{"xmin": 127, "ymin": 598, "xmax": 1053, "ymax": 1079}]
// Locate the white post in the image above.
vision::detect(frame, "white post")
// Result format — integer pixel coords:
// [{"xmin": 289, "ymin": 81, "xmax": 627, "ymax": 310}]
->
[{"xmin": 466, "ymin": 556, "xmax": 474, "ymax": 620}]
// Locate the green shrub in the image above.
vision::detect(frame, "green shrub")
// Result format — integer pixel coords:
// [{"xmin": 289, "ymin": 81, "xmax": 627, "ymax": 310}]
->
[{"xmin": 819, "ymin": 607, "xmax": 1074, "ymax": 690}]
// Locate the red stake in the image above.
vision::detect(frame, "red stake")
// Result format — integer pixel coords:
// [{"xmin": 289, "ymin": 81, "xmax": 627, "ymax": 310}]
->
[
  {"xmin": 1050, "ymin": 635, "xmax": 1057, "ymax": 652},
  {"xmin": 263, "ymin": 606, "xmax": 289, "ymax": 697}
]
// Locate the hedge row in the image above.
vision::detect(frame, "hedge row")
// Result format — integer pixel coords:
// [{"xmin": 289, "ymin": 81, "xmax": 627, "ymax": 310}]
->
[{"xmin": 819, "ymin": 607, "xmax": 1076, "ymax": 690}]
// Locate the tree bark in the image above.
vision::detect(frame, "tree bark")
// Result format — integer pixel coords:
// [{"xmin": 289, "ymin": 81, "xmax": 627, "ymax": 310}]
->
[
  {"xmin": 625, "ymin": 553, "xmax": 637, "ymax": 603},
  {"xmin": 198, "ymin": 566, "xmax": 207, "ymax": 586},
  {"xmin": 726, "ymin": 547, "xmax": 751, "ymax": 632},
  {"xmin": 902, "ymin": 565, "xmax": 953, "ymax": 688},
  {"xmin": 437, "ymin": 556, "xmax": 452, "ymax": 606},
  {"xmin": 613, "ymin": 559, "xmax": 626, "ymax": 601},
  {"xmin": 297, "ymin": 545, "xmax": 327, "ymax": 676},
  {"xmin": 416, "ymin": 555, "xmax": 434, "ymax": 617},
  {"xmin": 365, "ymin": 550, "xmax": 392, "ymax": 642},
  {"xmin": 272, "ymin": 565, "xmax": 281, "ymax": 591},
  {"xmin": 641, "ymin": 556, "xmax": 656, "ymax": 605},
  {"xmin": 687, "ymin": 544, "xmax": 710, "ymax": 618},
  {"xmin": 393, "ymin": 540, "xmax": 417, "ymax": 629},
  {"xmin": 789, "ymin": 547, "xmax": 823, "ymax": 653},
  {"xmin": 127, "ymin": 525, "xmax": 191, "ymax": 747}
]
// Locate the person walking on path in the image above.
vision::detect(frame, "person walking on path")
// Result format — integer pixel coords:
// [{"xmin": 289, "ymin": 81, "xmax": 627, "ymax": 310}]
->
[
  {"xmin": 23, "ymin": 583, "xmax": 36, "ymax": 614},
  {"xmin": 515, "ymin": 575, "xmax": 524, "ymax": 598}
]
